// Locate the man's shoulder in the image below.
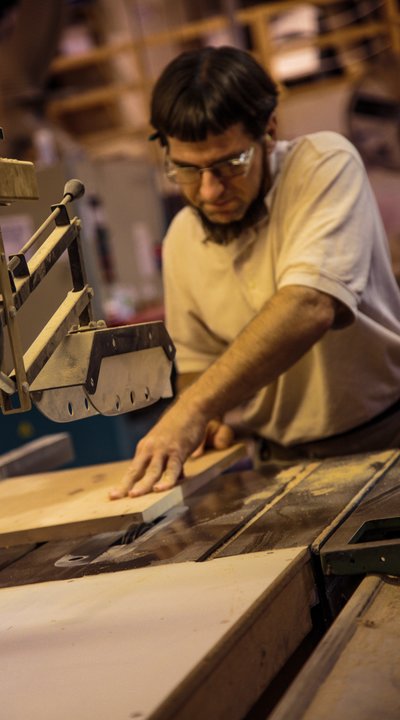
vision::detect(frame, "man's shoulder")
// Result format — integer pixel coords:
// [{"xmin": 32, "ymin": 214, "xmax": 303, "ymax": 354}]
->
[
  {"xmin": 163, "ymin": 205, "xmax": 205, "ymax": 257},
  {"xmin": 290, "ymin": 131, "xmax": 361, "ymax": 160},
  {"xmin": 166, "ymin": 205, "xmax": 203, "ymax": 236},
  {"xmin": 276, "ymin": 132, "xmax": 365, "ymax": 186}
]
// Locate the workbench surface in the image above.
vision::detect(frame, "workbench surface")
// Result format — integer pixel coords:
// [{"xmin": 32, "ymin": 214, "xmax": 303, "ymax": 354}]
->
[
  {"xmin": 1, "ymin": 449, "xmax": 399, "ymax": 719},
  {"xmin": 1, "ymin": 549, "xmax": 311, "ymax": 720}
]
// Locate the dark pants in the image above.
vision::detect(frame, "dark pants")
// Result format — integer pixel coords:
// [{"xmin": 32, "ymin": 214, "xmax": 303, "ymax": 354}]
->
[{"xmin": 254, "ymin": 399, "xmax": 400, "ymax": 467}]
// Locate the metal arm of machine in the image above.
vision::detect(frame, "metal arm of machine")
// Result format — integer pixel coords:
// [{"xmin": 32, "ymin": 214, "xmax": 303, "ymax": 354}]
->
[{"xmin": 0, "ymin": 157, "xmax": 175, "ymax": 422}]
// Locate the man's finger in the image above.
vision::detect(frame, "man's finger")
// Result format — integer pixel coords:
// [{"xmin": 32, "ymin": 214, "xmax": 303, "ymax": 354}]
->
[
  {"xmin": 128, "ymin": 455, "xmax": 167, "ymax": 496},
  {"xmin": 190, "ymin": 440, "xmax": 206, "ymax": 459},
  {"xmin": 191, "ymin": 418, "xmax": 222, "ymax": 458},
  {"xmin": 153, "ymin": 457, "xmax": 183, "ymax": 491},
  {"xmin": 108, "ymin": 454, "xmax": 151, "ymax": 499},
  {"xmin": 213, "ymin": 423, "xmax": 235, "ymax": 449},
  {"xmin": 109, "ymin": 469, "xmax": 140, "ymax": 499}
]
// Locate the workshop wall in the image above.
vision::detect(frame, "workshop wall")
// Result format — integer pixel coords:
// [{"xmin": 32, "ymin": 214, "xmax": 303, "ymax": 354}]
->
[{"xmin": 278, "ymin": 82, "xmax": 400, "ymax": 283}]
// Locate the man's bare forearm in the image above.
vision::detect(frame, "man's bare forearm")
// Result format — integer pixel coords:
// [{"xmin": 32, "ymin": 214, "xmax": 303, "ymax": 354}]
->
[
  {"xmin": 176, "ymin": 372, "xmax": 201, "ymax": 394},
  {"xmin": 180, "ymin": 285, "xmax": 337, "ymax": 419},
  {"xmin": 110, "ymin": 284, "xmax": 338, "ymax": 498}
]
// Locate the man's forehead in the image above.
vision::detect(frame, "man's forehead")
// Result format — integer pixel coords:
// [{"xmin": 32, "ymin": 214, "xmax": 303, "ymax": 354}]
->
[{"xmin": 167, "ymin": 124, "xmax": 251, "ymax": 157}]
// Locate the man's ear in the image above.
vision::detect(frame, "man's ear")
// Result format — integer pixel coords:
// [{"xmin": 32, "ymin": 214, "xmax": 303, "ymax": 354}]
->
[{"xmin": 266, "ymin": 112, "xmax": 277, "ymax": 140}]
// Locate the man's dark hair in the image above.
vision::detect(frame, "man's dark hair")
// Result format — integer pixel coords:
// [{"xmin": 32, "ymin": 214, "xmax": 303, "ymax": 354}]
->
[{"xmin": 150, "ymin": 46, "xmax": 279, "ymax": 146}]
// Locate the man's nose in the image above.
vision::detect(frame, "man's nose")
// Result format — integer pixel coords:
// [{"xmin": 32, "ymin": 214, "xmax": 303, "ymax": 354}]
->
[{"xmin": 198, "ymin": 169, "xmax": 225, "ymax": 201}]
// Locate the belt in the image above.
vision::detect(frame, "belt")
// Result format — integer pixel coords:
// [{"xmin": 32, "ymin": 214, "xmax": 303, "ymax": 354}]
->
[
  {"xmin": 257, "ymin": 397, "xmax": 400, "ymax": 463},
  {"xmin": 320, "ymin": 396, "xmax": 400, "ymax": 441}
]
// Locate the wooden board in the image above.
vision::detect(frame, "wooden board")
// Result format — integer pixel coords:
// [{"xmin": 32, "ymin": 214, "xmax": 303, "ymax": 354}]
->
[
  {"xmin": 269, "ymin": 575, "xmax": 400, "ymax": 720},
  {"xmin": 0, "ymin": 433, "xmax": 74, "ymax": 479},
  {"xmin": 0, "ymin": 443, "xmax": 246, "ymax": 546},
  {"xmin": 0, "ymin": 548, "xmax": 312, "ymax": 720}
]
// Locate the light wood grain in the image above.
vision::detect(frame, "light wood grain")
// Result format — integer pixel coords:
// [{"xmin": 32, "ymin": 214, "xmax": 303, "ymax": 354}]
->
[
  {"xmin": 269, "ymin": 575, "xmax": 400, "ymax": 720},
  {"xmin": 0, "ymin": 443, "xmax": 247, "ymax": 545},
  {"xmin": 0, "ymin": 548, "xmax": 310, "ymax": 720}
]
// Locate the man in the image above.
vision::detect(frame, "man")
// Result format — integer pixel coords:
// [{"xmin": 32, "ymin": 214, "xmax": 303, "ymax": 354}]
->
[{"xmin": 110, "ymin": 45, "xmax": 400, "ymax": 500}]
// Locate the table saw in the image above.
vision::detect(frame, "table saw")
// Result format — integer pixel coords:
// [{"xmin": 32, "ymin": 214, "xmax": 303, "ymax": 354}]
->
[
  {"xmin": 1, "ymin": 448, "xmax": 400, "ymax": 719},
  {"xmin": 1, "ymin": 145, "xmax": 400, "ymax": 720}
]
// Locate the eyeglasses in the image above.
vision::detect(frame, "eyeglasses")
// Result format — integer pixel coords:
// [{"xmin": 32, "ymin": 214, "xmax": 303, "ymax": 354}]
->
[{"xmin": 164, "ymin": 145, "xmax": 255, "ymax": 185}]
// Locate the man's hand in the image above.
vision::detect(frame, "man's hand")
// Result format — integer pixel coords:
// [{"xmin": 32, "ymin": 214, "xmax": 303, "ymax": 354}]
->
[
  {"xmin": 109, "ymin": 402, "xmax": 234, "ymax": 499},
  {"xmin": 110, "ymin": 286, "xmax": 336, "ymax": 499},
  {"xmin": 190, "ymin": 418, "xmax": 235, "ymax": 458},
  {"xmin": 109, "ymin": 401, "xmax": 203, "ymax": 498}
]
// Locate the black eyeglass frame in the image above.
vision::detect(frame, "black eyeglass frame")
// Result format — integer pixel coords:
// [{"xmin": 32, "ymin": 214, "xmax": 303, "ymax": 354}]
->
[{"xmin": 164, "ymin": 145, "xmax": 255, "ymax": 185}]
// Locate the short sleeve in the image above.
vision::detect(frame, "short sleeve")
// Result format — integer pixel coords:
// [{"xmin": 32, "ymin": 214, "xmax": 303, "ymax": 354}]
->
[{"xmin": 275, "ymin": 137, "xmax": 379, "ymax": 317}]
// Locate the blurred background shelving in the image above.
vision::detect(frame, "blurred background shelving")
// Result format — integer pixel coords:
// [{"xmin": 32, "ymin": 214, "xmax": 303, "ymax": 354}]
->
[{"xmin": 44, "ymin": 1, "xmax": 400, "ymax": 157}]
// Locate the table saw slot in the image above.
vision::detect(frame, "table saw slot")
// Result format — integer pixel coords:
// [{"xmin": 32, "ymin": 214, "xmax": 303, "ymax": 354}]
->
[{"xmin": 53, "ymin": 508, "xmax": 186, "ymax": 568}]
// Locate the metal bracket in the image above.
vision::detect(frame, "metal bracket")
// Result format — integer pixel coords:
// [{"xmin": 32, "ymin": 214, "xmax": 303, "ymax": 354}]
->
[
  {"xmin": 320, "ymin": 515, "xmax": 400, "ymax": 577},
  {"xmin": 50, "ymin": 203, "xmax": 70, "ymax": 226},
  {"xmin": 8, "ymin": 254, "xmax": 30, "ymax": 277}
]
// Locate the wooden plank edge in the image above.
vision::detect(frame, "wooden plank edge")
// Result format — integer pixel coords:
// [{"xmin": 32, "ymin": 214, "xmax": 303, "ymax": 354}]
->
[
  {"xmin": 267, "ymin": 575, "xmax": 382, "ymax": 720},
  {"xmin": 0, "ymin": 487, "xmax": 183, "ymax": 547},
  {"xmin": 150, "ymin": 549, "xmax": 314, "ymax": 720}
]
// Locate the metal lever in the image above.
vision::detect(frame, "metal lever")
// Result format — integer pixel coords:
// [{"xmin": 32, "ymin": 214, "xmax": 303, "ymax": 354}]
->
[{"xmin": 0, "ymin": 170, "xmax": 176, "ymax": 421}]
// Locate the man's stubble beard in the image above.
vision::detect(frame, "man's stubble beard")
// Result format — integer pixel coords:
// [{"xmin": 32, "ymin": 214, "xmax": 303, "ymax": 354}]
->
[{"xmin": 193, "ymin": 142, "xmax": 270, "ymax": 245}]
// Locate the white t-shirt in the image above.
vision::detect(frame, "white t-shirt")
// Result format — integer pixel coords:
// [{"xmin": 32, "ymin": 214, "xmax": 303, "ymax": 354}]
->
[{"xmin": 162, "ymin": 132, "xmax": 400, "ymax": 445}]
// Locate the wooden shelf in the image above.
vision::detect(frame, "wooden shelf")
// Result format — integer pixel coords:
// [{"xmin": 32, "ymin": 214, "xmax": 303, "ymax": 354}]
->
[
  {"xmin": 47, "ymin": 82, "xmax": 144, "ymax": 116},
  {"xmin": 44, "ymin": 0, "xmax": 400, "ymax": 155},
  {"xmin": 50, "ymin": 40, "xmax": 135, "ymax": 74}
]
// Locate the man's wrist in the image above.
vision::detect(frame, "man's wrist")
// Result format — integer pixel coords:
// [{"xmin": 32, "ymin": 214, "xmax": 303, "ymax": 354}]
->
[{"xmin": 180, "ymin": 381, "xmax": 222, "ymax": 423}]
